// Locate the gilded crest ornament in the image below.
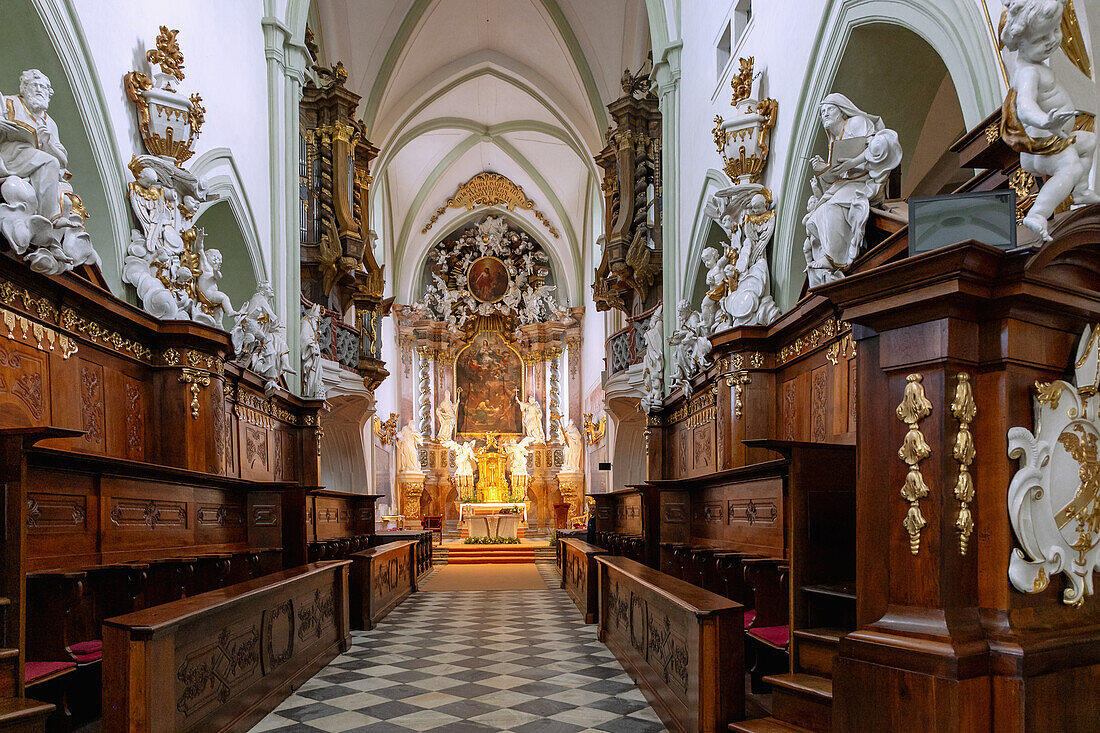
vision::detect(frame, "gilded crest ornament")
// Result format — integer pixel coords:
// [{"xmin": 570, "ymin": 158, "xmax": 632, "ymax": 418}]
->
[{"xmin": 1008, "ymin": 325, "xmax": 1100, "ymax": 606}]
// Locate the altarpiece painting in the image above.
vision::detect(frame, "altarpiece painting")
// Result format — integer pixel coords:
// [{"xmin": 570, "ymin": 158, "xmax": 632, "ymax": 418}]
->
[{"xmin": 455, "ymin": 331, "xmax": 523, "ymax": 435}]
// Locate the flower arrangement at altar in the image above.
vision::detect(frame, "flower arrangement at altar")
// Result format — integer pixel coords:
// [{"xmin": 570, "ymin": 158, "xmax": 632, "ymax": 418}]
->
[{"xmin": 463, "ymin": 536, "xmax": 521, "ymax": 545}]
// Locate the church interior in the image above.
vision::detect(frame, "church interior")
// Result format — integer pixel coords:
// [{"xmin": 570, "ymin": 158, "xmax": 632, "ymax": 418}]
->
[{"xmin": 0, "ymin": 0, "xmax": 1098, "ymax": 731}]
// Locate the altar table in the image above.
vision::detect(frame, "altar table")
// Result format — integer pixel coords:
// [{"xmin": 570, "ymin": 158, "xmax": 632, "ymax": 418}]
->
[
  {"xmin": 467, "ymin": 514, "xmax": 520, "ymax": 539},
  {"xmin": 459, "ymin": 501, "xmax": 527, "ymax": 523}
]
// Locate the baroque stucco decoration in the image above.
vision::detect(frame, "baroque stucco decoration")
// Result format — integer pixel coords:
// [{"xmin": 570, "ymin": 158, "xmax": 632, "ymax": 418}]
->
[
  {"xmin": 640, "ymin": 302, "xmax": 664, "ymax": 413},
  {"xmin": 300, "ymin": 302, "xmax": 326, "ymax": 400},
  {"xmin": 1008, "ymin": 325, "xmax": 1100, "ymax": 606},
  {"xmin": 421, "ymin": 172, "xmax": 558, "ymax": 239},
  {"xmin": 998, "ymin": 0, "xmax": 1098, "ymax": 243},
  {"xmin": 0, "ymin": 68, "xmax": 101, "ymax": 275},
  {"xmin": 231, "ymin": 281, "xmax": 293, "ymax": 397},
  {"xmin": 122, "ymin": 27, "xmax": 235, "ymax": 328}
]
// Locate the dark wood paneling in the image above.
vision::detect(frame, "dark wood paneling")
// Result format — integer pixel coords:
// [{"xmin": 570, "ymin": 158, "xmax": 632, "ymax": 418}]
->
[
  {"xmin": 348, "ymin": 541, "xmax": 415, "ymax": 630},
  {"xmin": 560, "ymin": 538, "xmax": 605, "ymax": 624}
]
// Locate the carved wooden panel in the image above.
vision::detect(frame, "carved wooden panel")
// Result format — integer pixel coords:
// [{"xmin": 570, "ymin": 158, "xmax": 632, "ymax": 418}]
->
[
  {"xmin": 728, "ymin": 497, "xmax": 779, "ymax": 527},
  {"xmin": 253, "ymin": 504, "xmax": 279, "ymax": 526},
  {"xmin": 677, "ymin": 429, "xmax": 689, "ymax": 476},
  {"xmin": 688, "ymin": 476, "xmax": 785, "ymax": 556},
  {"xmin": 109, "ymin": 498, "xmax": 187, "ymax": 530},
  {"xmin": 25, "ymin": 492, "xmax": 87, "ymax": 533},
  {"xmin": 123, "ymin": 377, "xmax": 145, "ymax": 461},
  {"xmin": 79, "ymin": 361, "xmax": 105, "ymax": 452},
  {"xmin": 274, "ymin": 429, "xmax": 297, "ymax": 482},
  {"xmin": 811, "ymin": 366, "xmax": 828, "ymax": 442},
  {"xmin": 781, "ymin": 379, "xmax": 796, "ymax": 441},
  {"xmin": 848, "ymin": 357, "xmax": 857, "ymax": 433},
  {"xmin": 212, "ymin": 389, "xmax": 225, "ymax": 473},
  {"xmin": 659, "ymin": 490, "xmax": 690, "ymax": 545},
  {"xmin": 691, "ymin": 423, "xmax": 714, "ymax": 474},
  {"xmin": 0, "ymin": 340, "xmax": 48, "ymax": 426},
  {"xmin": 692, "ymin": 500, "xmax": 725, "ymax": 524},
  {"xmin": 239, "ymin": 421, "xmax": 274, "ymax": 482}
]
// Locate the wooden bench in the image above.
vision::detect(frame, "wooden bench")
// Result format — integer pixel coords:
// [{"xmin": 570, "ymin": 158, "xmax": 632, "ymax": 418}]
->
[
  {"xmin": 102, "ymin": 561, "xmax": 351, "ymax": 733},
  {"xmin": 559, "ymin": 538, "xmax": 606, "ymax": 624},
  {"xmin": 372, "ymin": 531, "xmax": 433, "ymax": 581},
  {"xmin": 595, "ymin": 555, "xmax": 744, "ymax": 733},
  {"xmin": 348, "ymin": 541, "xmax": 417, "ymax": 630}
]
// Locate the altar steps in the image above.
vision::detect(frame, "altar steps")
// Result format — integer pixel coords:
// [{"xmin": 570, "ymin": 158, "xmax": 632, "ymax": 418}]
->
[{"xmin": 443, "ymin": 545, "xmax": 537, "ymax": 564}]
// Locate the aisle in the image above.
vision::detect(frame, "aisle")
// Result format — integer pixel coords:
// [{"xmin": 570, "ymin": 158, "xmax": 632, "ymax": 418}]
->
[{"xmin": 250, "ymin": 563, "xmax": 666, "ymax": 732}]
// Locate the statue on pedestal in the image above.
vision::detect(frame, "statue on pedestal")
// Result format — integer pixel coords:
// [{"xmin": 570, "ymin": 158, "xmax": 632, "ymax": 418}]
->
[
  {"xmin": 704, "ymin": 186, "xmax": 780, "ymax": 329},
  {"xmin": 446, "ymin": 438, "xmax": 477, "ymax": 501},
  {"xmin": 556, "ymin": 415, "xmax": 584, "ymax": 473},
  {"xmin": 395, "ymin": 420, "xmax": 424, "ymax": 475},
  {"xmin": 436, "ymin": 389, "xmax": 460, "ymax": 443},
  {"xmin": 515, "ymin": 392, "xmax": 546, "ymax": 442},
  {"xmin": 300, "ymin": 303, "xmax": 326, "ymax": 400},
  {"xmin": 802, "ymin": 94, "xmax": 902, "ymax": 287},
  {"xmin": 0, "ymin": 69, "xmax": 100, "ymax": 275},
  {"xmin": 1000, "ymin": 0, "xmax": 1098, "ymax": 242}
]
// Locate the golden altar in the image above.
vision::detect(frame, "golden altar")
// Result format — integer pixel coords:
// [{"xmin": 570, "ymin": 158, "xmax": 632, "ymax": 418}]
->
[{"xmin": 476, "ymin": 448, "xmax": 509, "ymax": 502}]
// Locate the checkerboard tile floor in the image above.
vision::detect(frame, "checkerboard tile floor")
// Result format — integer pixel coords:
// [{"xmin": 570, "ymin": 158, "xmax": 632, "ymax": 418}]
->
[{"xmin": 249, "ymin": 561, "xmax": 666, "ymax": 732}]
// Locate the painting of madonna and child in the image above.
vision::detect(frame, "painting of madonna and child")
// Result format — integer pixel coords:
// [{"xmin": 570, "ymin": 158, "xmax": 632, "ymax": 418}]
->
[{"xmin": 455, "ymin": 331, "xmax": 523, "ymax": 436}]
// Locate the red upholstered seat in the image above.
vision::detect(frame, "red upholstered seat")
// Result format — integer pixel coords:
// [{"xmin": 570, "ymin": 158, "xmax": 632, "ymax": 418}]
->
[
  {"xmin": 25, "ymin": 660, "xmax": 77, "ymax": 684},
  {"xmin": 67, "ymin": 639, "xmax": 103, "ymax": 664},
  {"xmin": 743, "ymin": 609, "xmax": 756, "ymax": 629},
  {"xmin": 747, "ymin": 625, "xmax": 790, "ymax": 649}
]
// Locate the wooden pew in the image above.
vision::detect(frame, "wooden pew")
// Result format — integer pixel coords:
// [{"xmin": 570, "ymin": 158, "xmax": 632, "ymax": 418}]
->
[
  {"xmin": 348, "ymin": 541, "xmax": 417, "ymax": 630},
  {"xmin": 596, "ymin": 555, "xmax": 744, "ymax": 732},
  {"xmin": 591, "ymin": 485, "xmax": 659, "ymax": 567},
  {"xmin": 103, "ymin": 561, "xmax": 351, "ymax": 733},
  {"xmin": 554, "ymin": 528, "xmax": 586, "ymax": 575},
  {"xmin": 559, "ymin": 538, "xmax": 606, "ymax": 624},
  {"xmin": 371, "ymin": 531, "xmax": 433, "ymax": 582}
]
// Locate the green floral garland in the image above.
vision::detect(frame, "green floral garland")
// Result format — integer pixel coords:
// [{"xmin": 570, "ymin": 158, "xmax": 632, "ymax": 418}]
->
[{"xmin": 463, "ymin": 536, "xmax": 521, "ymax": 545}]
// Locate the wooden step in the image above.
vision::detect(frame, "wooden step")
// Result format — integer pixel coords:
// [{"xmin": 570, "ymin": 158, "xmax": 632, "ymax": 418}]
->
[
  {"xmin": 729, "ymin": 717, "xmax": 816, "ymax": 733},
  {"xmin": 793, "ymin": 627, "xmax": 845, "ymax": 678},
  {"xmin": 764, "ymin": 673, "xmax": 833, "ymax": 733},
  {"xmin": 0, "ymin": 697, "xmax": 52, "ymax": 731}
]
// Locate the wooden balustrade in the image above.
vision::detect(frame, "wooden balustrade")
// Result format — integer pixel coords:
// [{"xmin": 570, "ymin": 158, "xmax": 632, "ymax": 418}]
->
[
  {"xmin": 559, "ymin": 538, "xmax": 606, "ymax": 624},
  {"xmin": 103, "ymin": 561, "xmax": 351, "ymax": 733},
  {"xmin": 596, "ymin": 555, "xmax": 744, "ymax": 732},
  {"xmin": 348, "ymin": 541, "xmax": 417, "ymax": 630}
]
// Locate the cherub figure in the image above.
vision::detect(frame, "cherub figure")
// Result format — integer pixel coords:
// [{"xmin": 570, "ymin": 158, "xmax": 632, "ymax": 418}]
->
[{"xmin": 1000, "ymin": 0, "xmax": 1099, "ymax": 241}]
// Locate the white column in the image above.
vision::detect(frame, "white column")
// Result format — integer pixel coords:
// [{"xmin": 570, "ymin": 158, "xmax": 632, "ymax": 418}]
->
[{"xmin": 653, "ymin": 42, "xmax": 682, "ymax": 391}]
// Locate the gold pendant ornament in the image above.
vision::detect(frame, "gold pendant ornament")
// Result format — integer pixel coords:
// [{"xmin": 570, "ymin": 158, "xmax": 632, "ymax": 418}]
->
[{"xmin": 896, "ymin": 374, "xmax": 933, "ymax": 555}]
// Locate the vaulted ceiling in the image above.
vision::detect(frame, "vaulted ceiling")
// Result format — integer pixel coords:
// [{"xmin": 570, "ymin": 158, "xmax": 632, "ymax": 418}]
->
[{"xmin": 313, "ymin": 0, "xmax": 652, "ymax": 303}]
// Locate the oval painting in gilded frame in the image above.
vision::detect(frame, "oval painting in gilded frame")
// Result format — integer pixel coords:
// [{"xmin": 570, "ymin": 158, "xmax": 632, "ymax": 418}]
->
[{"xmin": 467, "ymin": 256, "xmax": 510, "ymax": 303}]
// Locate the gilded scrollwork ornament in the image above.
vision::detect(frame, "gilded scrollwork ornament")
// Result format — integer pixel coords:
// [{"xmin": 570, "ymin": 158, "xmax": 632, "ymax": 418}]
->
[
  {"xmin": 1008, "ymin": 325, "xmax": 1100, "ymax": 606},
  {"xmin": 896, "ymin": 373, "xmax": 933, "ymax": 555}
]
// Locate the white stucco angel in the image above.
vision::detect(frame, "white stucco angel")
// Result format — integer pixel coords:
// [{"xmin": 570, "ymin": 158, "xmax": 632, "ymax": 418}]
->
[
  {"xmin": 450, "ymin": 439, "xmax": 477, "ymax": 479},
  {"xmin": 0, "ymin": 69, "xmax": 100, "ymax": 275},
  {"xmin": 640, "ymin": 303, "xmax": 664, "ymax": 413},
  {"xmin": 699, "ymin": 246, "xmax": 731, "ymax": 334},
  {"xmin": 802, "ymin": 93, "xmax": 902, "ymax": 287},
  {"xmin": 1000, "ymin": 0, "xmax": 1098, "ymax": 242},
  {"xmin": 395, "ymin": 420, "xmax": 424, "ymax": 474},
  {"xmin": 716, "ymin": 189, "xmax": 781, "ymax": 329},
  {"xmin": 515, "ymin": 393, "xmax": 546, "ymax": 441},
  {"xmin": 669, "ymin": 299, "xmax": 711, "ymax": 398},
  {"xmin": 231, "ymin": 282, "xmax": 293, "ymax": 396},
  {"xmin": 436, "ymin": 389, "xmax": 460, "ymax": 443},
  {"xmin": 503, "ymin": 436, "xmax": 534, "ymax": 477},
  {"xmin": 300, "ymin": 303, "xmax": 326, "ymax": 400}
]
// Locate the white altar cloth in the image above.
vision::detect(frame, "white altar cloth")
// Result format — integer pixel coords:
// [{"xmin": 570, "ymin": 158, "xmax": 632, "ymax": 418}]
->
[
  {"xmin": 459, "ymin": 502, "xmax": 527, "ymax": 523},
  {"xmin": 466, "ymin": 514, "xmax": 520, "ymax": 539}
]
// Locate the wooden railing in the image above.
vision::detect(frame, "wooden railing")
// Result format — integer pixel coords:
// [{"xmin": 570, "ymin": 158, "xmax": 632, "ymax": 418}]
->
[
  {"xmin": 103, "ymin": 561, "xmax": 351, "ymax": 733},
  {"xmin": 596, "ymin": 555, "xmax": 743, "ymax": 733}
]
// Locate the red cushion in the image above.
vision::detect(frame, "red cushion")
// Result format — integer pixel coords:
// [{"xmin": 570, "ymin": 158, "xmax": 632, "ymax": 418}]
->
[
  {"xmin": 71, "ymin": 651, "xmax": 101, "ymax": 664},
  {"xmin": 743, "ymin": 609, "xmax": 756, "ymax": 629},
  {"xmin": 747, "ymin": 625, "xmax": 790, "ymax": 649},
  {"xmin": 25, "ymin": 661, "xmax": 76, "ymax": 683},
  {"xmin": 68, "ymin": 640, "xmax": 102, "ymax": 655}
]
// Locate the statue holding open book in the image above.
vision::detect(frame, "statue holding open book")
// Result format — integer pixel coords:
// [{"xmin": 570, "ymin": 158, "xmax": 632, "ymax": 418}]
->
[{"xmin": 802, "ymin": 93, "xmax": 902, "ymax": 288}]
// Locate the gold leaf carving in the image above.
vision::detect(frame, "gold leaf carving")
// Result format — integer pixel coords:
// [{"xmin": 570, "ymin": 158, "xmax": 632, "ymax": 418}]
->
[
  {"xmin": 897, "ymin": 373, "xmax": 932, "ymax": 555},
  {"xmin": 420, "ymin": 172, "xmax": 558, "ymax": 238},
  {"xmin": 951, "ymin": 373, "xmax": 977, "ymax": 555}
]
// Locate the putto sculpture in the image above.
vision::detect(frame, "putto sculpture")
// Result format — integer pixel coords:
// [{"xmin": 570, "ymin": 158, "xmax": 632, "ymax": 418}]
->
[
  {"xmin": 300, "ymin": 302, "xmax": 326, "ymax": 400},
  {"xmin": 0, "ymin": 69, "xmax": 101, "ymax": 275},
  {"xmin": 668, "ymin": 298, "xmax": 711, "ymax": 398},
  {"xmin": 231, "ymin": 282, "xmax": 293, "ymax": 396},
  {"xmin": 704, "ymin": 186, "xmax": 780, "ymax": 330},
  {"xmin": 999, "ymin": 0, "xmax": 1098, "ymax": 242},
  {"xmin": 802, "ymin": 93, "xmax": 901, "ymax": 287}
]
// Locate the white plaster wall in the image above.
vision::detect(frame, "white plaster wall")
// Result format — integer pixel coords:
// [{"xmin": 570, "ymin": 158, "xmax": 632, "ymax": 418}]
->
[{"xmin": 68, "ymin": 0, "xmax": 273, "ymax": 285}]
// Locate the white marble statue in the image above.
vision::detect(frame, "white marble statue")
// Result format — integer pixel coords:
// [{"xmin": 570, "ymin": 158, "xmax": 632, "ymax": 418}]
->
[
  {"xmin": 231, "ymin": 282, "xmax": 293, "ymax": 396},
  {"xmin": 395, "ymin": 420, "xmax": 424, "ymax": 474},
  {"xmin": 0, "ymin": 69, "xmax": 100, "ymax": 275},
  {"xmin": 699, "ymin": 247, "xmax": 730, "ymax": 333},
  {"xmin": 641, "ymin": 303, "xmax": 664, "ymax": 413},
  {"xmin": 669, "ymin": 298, "xmax": 711, "ymax": 398},
  {"xmin": 1000, "ymin": 0, "xmax": 1099, "ymax": 242},
  {"xmin": 122, "ymin": 155, "xmax": 234, "ymax": 327},
  {"xmin": 560, "ymin": 418, "xmax": 584, "ymax": 473},
  {"xmin": 802, "ymin": 93, "xmax": 902, "ymax": 288},
  {"xmin": 300, "ymin": 303, "xmax": 326, "ymax": 400},
  {"xmin": 515, "ymin": 393, "xmax": 546, "ymax": 442},
  {"xmin": 436, "ymin": 389, "xmax": 460, "ymax": 443},
  {"xmin": 449, "ymin": 439, "xmax": 477, "ymax": 479},
  {"xmin": 503, "ymin": 436, "xmax": 534, "ymax": 477}
]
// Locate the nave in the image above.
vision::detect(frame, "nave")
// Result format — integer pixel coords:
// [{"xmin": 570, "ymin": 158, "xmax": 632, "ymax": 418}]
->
[{"xmin": 251, "ymin": 562, "xmax": 666, "ymax": 733}]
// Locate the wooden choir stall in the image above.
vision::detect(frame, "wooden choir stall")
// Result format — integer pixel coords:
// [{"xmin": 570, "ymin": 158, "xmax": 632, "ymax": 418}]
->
[{"xmin": 567, "ymin": 115, "xmax": 1100, "ymax": 731}]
